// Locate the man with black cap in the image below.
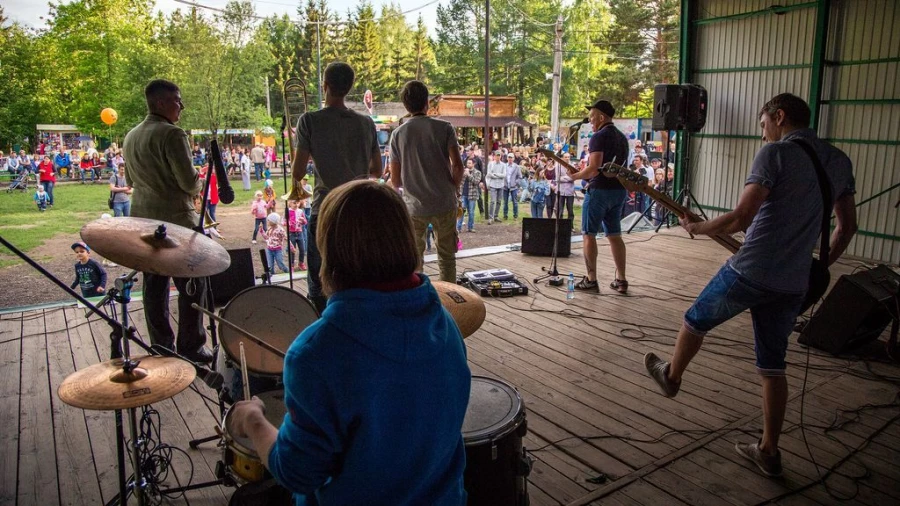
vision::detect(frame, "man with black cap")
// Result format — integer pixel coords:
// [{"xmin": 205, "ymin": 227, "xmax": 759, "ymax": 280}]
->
[{"xmin": 567, "ymin": 99, "xmax": 630, "ymax": 294}]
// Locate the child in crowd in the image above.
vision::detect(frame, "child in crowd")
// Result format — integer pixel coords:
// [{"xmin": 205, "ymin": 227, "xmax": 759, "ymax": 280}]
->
[
  {"xmin": 529, "ymin": 169, "xmax": 550, "ymax": 218},
  {"xmin": 285, "ymin": 199, "xmax": 307, "ymax": 271},
  {"xmin": 69, "ymin": 242, "xmax": 107, "ymax": 298},
  {"xmin": 250, "ymin": 190, "xmax": 268, "ymax": 244},
  {"xmin": 79, "ymin": 153, "xmax": 94, "ymax": 183},
  {"xmin": 259, "ymin": 212, "xmax": 293, "ymax": 276},
  {"xmin": 34, "ymin": 186, "xmax": 49, "ymax": 211},
  {"xmin": 263, "ymin": 179, "xmax": 277, "ymax": 213}
]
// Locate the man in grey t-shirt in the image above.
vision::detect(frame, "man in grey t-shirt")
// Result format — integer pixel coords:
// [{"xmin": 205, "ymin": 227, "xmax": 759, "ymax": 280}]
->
[
  {"xmin": 290, "ymin": 62, "xmax": 382, "ymax": 312},
  {"xmin": 390, "ymin": 80, "xmax": 464, "ymax": 282},
  {"xmin": 643, "ymin": 94, "xmax": 857, "ymax": 478}
]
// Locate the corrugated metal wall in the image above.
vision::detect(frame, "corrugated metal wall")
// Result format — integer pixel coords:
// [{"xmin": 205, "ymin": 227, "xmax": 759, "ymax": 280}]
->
[{"xmin": 687, "ymin": 0, "xmax": 899, "ymax": 264}]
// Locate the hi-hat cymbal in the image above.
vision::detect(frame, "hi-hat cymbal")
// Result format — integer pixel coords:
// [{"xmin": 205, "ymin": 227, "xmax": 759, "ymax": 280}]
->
[
  {"xmin": 59, "ymin": 355, "xmax": 196, "ymax": 410},
  {"xmin": 81, "ymin": 217, "xmax": 230, "ymax": 277},
  {"xmin": 432, "ymin": 281, "xmax": 486, "ymax": 338}
]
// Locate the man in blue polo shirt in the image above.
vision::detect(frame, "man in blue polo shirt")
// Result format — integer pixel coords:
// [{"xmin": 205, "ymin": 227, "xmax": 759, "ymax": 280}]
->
[{"xmin": 568, "ymin": 99, "xmax": 630, "ymax": 294}]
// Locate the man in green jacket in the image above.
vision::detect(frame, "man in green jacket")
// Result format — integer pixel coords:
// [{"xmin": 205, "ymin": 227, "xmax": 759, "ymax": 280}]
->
[{"xmin": 123, "ymin": 79, "xmax": 211, "ymax": 363}]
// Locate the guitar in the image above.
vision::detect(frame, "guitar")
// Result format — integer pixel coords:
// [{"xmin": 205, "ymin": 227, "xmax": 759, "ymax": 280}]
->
[{"xmin": 537, "ymin": 148, "xmax": 742, "ymax": 254}]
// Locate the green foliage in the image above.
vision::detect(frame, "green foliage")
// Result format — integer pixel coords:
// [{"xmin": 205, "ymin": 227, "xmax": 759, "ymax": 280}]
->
[{"xmin": 0, "ymin": 0, "xmax": 679, "ymax": 150}]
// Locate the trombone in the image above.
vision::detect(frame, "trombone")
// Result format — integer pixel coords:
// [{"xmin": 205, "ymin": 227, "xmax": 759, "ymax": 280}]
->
[{"xmin": 282, "ymin": 76, "xmax": 312, "ymax": 202}]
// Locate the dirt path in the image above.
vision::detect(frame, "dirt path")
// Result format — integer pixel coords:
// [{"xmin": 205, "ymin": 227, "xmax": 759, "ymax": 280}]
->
[{"xmin": 0, "ymin": 204, "xmax": 531, "ymax": 308}]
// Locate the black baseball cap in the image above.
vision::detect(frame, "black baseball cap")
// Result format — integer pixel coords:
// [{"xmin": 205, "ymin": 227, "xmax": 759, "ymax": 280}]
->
[
  {"xmin": 586, "ymin": 99, "xmax": 615, "ymax": 118},
  {"xmin": 71, "ymin": 242, "xmax": 90, "ymax": 252}
]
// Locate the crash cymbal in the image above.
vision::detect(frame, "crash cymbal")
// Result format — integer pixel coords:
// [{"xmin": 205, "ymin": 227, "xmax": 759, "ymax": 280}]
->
[
  {"xmin": 58, "ymin": 355, "xmax": 196, "ymax": 410},
  {"xmin": 81, "ymin": 217, "xmax": 230, "ymax": 277},
  {"xmin": 432, "ymin": 281, "xmax": 486, "ymax": 338}
]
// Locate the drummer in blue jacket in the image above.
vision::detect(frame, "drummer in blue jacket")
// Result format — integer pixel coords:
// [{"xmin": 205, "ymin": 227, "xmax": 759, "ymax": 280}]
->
[{"xmin": 229, "ymin": 179, "xmax": 472, "ymax": 505}]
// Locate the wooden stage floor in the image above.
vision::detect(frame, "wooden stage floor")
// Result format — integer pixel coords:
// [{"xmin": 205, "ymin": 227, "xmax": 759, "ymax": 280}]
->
[{"xmin": 1, "ymin": 228, "xmax": 898, "ymax": 505}]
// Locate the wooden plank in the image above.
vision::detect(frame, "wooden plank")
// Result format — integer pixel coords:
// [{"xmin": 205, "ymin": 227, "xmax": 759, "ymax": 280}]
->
[
  {"xmin": 45, "ymin": 306, "xmax": 104, "ymax": 505},
  {"xmin": 609, "ymin": 478, "xmax": 690, "ymax": 506},
  {"xmin": 67, "ymin": 306, "xmax": 122, "ymax": 503},
  {"xmin": 524, "ymin": 433, "xmax": 593, "ymax": 504},
  {"xmin": 17, "ymin": 309, "xmax": 60, "ymax": 504},
  {"xmin": 0, "ymin": 314, "xmax": 22, "ymax": 504}
]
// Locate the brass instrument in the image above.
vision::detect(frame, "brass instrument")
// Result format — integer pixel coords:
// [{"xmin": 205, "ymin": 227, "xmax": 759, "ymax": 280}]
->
[
  {"xmin": 282, "ymin": 77, "xmax": 312, "ymax": 201},
  {"xmin": 203, "ymin": 210, "xmax": 219, "ymax": 230}
]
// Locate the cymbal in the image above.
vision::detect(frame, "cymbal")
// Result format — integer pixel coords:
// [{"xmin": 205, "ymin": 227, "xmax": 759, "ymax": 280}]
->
[
  {"xmin": 58, "ymin": 355, "xmax": 196, "ymax": 410},
  {"xmin": 81, "ymin": 217, "xmax": 230, "ymax": 277},
  {"xmin": 432, "ymin": 281, "xmax": 486, "ymax": 338}
]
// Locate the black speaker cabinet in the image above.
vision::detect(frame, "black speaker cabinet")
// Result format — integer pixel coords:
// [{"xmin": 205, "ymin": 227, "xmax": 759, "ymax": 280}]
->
[
  {"xmin": 652, "ymin": 84, "xmax": 686, "ymax": 131},
  {"xmin": 209, "ymin": 248, "xmax": 256, "ymax": 307},
  {"xmin": 799, "ymin": 265, "xmax": 900, "ymax": 355},
  {"xmin": 521, "ymin": 218, "xmax": 572, "ymax": 256},
  {"xmin": 652, "ymin": 83, "xmax": 708, "ymax": 132}
]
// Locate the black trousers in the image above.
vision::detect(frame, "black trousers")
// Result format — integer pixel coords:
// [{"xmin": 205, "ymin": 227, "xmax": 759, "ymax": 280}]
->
[{"xmin": 142, "ymin": 273, "xmax": 207, "ymax": 353}]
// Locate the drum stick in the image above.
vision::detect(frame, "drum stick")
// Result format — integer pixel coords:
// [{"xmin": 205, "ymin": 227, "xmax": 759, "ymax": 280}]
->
[
  {"xmin": 191, "ymin": 303, "xmax": 287, "ymax": 358},
  {"xmin": 239, "ymin": 342, "xmax": 251, "ymax": 402}
]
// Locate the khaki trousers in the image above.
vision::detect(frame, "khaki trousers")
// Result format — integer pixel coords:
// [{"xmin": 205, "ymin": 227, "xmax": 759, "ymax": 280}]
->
[{"xmin": 412, "ymin": 207, "xmax": 458, "ymax": 282}]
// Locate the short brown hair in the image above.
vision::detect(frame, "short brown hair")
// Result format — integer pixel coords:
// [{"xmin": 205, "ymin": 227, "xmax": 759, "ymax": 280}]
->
[
  {"xmin": 759, "ymin": 93, "xmax": 810, "ymax": 127},
  {"xmin": 400, "ymin": 80, "xmax": 429, "ymax": 113},
  {"xmin": 145, "ymin": 79, "xmax": 179, "ymax": 108},
  {"xmin": 323, "ymin": 62, "xmax": 355, "ymax": 98},
  {"xmin": 317, "ymin": 180, "xmax": 418, "ymax": 295}
]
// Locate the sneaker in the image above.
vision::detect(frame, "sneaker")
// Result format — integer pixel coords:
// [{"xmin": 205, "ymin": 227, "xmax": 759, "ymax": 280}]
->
[
  {"xmin": 299, "ymin": 262, "xmax": 307, "ymax": 271},
  {"xmin": 573, "ymin": 276, "xmax": 599, "ymax": 293},
  {"xmin": 644, "ymin": 352, "xmax": 680, "ymax": 397},
  {"xmin": 735, "ymin": 441, "xmax": 783, "ymax": 477},
  {"xmin": 251, "ymin": 240, "xmax": 257, "ymax": 244},
  {"xmin": 468, "ymin": 229, "xmax": 476, "ymax": 233},
  {"xmin": 487, "ymin": 219, "xmax": 493, "ymax": 224}
]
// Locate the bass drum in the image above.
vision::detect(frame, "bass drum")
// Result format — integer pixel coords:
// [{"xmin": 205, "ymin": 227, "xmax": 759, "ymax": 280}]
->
[
  {"xmin": 219, "ymin": 285, "xmax": 319, "ymax": 376},
  {"xmin": 463, "ymin": 376, "xmax": 532, "ymax": 506}
]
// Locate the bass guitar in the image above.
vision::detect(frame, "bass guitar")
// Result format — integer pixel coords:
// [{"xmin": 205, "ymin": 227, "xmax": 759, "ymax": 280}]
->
[{"xmin": 537, "ymin": 148, "xmax": 742, "ymax": 254}]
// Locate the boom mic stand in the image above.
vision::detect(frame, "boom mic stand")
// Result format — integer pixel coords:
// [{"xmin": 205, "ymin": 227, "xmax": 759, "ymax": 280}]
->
[{"xmin": 533, "ymin": 148, "xmax": 568, "ymax": 287}]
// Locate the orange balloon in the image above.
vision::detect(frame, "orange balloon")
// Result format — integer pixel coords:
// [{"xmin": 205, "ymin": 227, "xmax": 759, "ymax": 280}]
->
[{"xmin": 100, "ymin": 108, "xmax": 118, "ymax": 126}]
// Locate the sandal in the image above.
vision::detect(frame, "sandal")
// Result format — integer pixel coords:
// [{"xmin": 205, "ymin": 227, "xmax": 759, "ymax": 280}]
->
[
  {"xmin": 610, "ymin": 278, "xmax": 629, "ymax": 294},
  {"xmin": 574, "ymin": 276, "xmax": 599, "ymax": 293}
]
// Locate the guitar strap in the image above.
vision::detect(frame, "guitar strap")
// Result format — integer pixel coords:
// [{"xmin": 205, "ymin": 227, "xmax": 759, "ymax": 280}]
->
[{"xmin": 789, "ymin": 138, "xmax": 832, "ymax": 265}]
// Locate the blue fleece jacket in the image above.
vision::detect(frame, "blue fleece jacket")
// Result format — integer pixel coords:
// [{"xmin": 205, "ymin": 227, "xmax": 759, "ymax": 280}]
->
[{"xmin": 268, "ymin": 275, "xmax": 471, "ymax": 506}]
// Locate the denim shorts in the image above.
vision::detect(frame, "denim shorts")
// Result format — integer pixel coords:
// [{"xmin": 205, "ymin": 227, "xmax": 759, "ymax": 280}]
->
[
  {"xmin": 684, "ymin": 264, "xmax": 804, "ymax": 375},
  {"xmin": 582, "ymin": 188, "xmax": 627, "ymax": 236}
]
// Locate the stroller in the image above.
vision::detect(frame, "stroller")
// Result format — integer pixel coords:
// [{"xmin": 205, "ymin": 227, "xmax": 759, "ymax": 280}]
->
[{"xmin": 6, "ymin": 171, "xmax": 30, "ymax": 193}]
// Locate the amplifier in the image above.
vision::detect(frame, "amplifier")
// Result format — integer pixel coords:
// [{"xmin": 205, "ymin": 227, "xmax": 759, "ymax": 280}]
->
[{"xmin": 464, "ymin": 279, "xmax": 529, "ymax": 298}]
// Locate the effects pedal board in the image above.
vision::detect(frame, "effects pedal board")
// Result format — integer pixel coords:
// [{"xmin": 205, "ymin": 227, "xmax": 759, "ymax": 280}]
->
[{"xmin": 464, "ymin": 278, "xmax": 529, "ymax": 298}]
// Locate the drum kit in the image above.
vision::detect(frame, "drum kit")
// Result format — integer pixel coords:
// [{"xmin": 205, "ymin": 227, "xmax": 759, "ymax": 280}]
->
[{"xmin": 4, "ymin": 214, "xmax": 495, "ymax": 505}]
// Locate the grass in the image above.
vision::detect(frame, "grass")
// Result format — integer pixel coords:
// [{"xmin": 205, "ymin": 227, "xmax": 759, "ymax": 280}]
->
[{"xmin": 0, "ymin": 175, "xmax": 297, "ymax": 267}]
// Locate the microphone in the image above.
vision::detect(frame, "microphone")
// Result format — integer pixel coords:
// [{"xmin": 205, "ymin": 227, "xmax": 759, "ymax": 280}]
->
[
  {"xmin": 210, "ymin": 139, "xmax": 235, "ymax": 205},
  {"xmin": 151, "ymin": 344, "xmax": 224, "ymax": 391},
  {"xmin": 571, "ymin": 117, "xmax": 589, "ymax": 128}
]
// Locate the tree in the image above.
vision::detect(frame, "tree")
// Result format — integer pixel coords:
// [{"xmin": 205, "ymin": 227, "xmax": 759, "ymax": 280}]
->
[{"xmin": 343, "ymin": 1, "xmax": 383, "ymax": 101}]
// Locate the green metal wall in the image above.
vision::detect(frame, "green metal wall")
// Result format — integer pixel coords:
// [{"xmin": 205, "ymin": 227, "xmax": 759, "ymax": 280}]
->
[{"xmin": 683, "ymin": 0, "xmax": 899, "ymax": 264}]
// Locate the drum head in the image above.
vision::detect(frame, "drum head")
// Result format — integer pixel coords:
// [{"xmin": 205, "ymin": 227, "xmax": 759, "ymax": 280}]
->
[
  {"xmin": 220, "ymin": 285, "xmax": 319, "ymax": 375},
  {"xmin": 225, "ymin": 390, "xmax": 287, "ymax": 456},
  {"xmin": 462, "ymin": 376, "xmax": 524, "ymax": 445}
]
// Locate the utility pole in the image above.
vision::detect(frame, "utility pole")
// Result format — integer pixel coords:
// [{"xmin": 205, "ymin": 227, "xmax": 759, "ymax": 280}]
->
[
  {"xmin": 549, "ymin": 15, "xmax": 563, "ymax": 143},
  {"xmin": 316, "ymin": 22, "xmax": 323, "ymax": 109},
  {"xmin": 264, "ymin": 75, "xmax": 271, "ymax": 117},
  {"xmin": 483, "ymin": 0, "xmax": 490, "ymax": 158}
]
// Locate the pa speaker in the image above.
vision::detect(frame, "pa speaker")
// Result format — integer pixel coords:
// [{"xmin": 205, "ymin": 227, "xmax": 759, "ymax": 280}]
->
[
  {"xmin": 652, "ymin": 84, "xmax": 707, "ymax": 132},
  {"xmin": 799, "ymin": 265, "xmax": 899, "ymax": 355},
  {"xmin": 209, "ymin": 248, "xmax": 256, "ymax": 307},
  {"xmin": 521, "ymin": 218, "xmax": 572, "ymax": 256},
  {"xmin": 652, "ymin": 84, "xmax": 686, "ymax": 131}
]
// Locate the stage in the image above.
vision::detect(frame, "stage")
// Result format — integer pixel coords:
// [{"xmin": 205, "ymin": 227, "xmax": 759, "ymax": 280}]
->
[{"xmin": 1, "ymin": 228, "xmax": 898, "ymax": 505}]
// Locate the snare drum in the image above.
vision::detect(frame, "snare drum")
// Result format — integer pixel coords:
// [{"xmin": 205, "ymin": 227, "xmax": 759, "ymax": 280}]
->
[
  {"xmin": 223, "ymin": 390, "xmax": 288, "ymax": 483},
  {"xmin": 463, "ymin": 376, "xmax": 532, "ymax": 506},
  {"xmin": 219, "ymin": 285, "xmax": 319, "ymax": 376}
]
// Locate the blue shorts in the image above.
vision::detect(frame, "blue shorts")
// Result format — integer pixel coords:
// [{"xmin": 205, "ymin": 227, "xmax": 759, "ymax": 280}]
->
[
  {"xmin": 582, "ymin": 188, "xmax": 627, "ymax": 236},
  {"xmin": 684, "ymin": 264, "xmax": 804, "ymax": 376}
]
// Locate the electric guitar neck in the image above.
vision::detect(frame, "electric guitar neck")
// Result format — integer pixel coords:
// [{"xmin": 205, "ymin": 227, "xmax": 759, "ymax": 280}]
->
[{"xmin": 537, "ymin": 149, "xmax": 742, "ymax": 254}]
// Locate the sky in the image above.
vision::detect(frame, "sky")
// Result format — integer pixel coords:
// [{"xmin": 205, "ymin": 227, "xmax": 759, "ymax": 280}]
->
[{"xmin": 3, "ymin": 0, "xmax": 441, "ymax": 31}]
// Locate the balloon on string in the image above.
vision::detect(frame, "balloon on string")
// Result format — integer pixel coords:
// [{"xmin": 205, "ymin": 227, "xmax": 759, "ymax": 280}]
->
[{"xmin": 100, "ymin": 108, "xmax": 118, "ymax": 126}]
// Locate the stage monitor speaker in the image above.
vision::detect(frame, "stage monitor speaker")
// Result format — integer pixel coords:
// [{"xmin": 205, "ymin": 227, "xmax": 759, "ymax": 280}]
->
[
  {"xmin": 652, "ymin": 84, "xmax": 686, "ymax": 131},
  {"xmin": 652, "ymin": 84, "xmax": 708, "ymax": 132},
  {"xmin": 799, "ymin": 265, "xmax": 900, "ymax": 355},
  {"xmin": 209, "ymin": 248, "xmax": 256, "ymax": 307},
  {"xmin": 521, "ymin": 218, "xmax": 572, "ymax": 257}
]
